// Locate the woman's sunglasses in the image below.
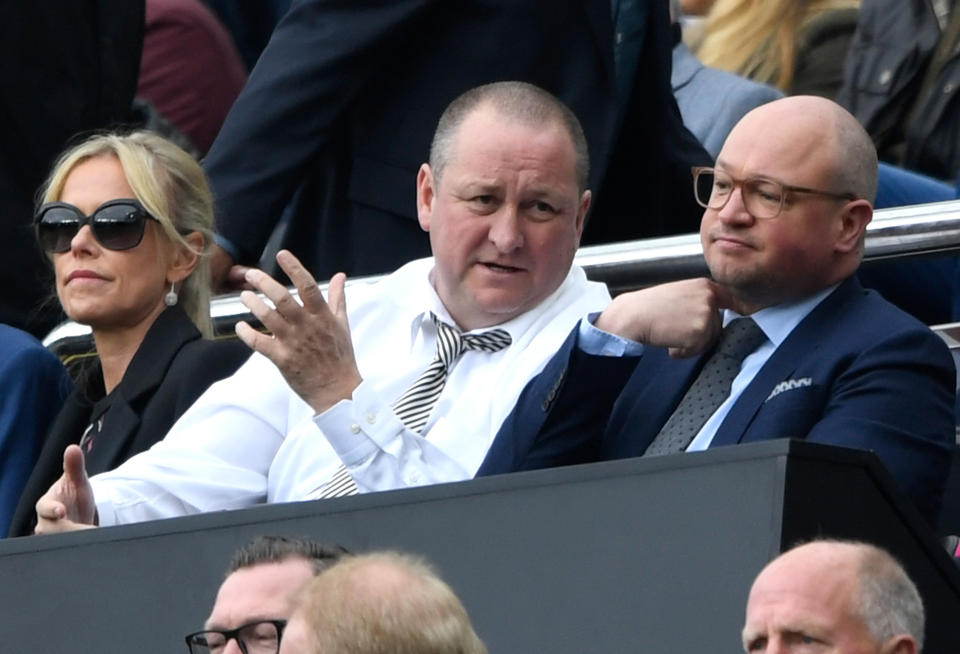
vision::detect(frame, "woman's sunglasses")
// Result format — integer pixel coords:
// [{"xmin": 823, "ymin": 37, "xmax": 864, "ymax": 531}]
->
[{"xmin": 35, "ymin": 199, "xmax": 159, "ymax": 254}]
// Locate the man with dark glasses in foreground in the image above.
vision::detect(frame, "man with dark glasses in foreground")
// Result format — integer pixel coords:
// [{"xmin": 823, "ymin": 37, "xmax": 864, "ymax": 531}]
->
[
  {"xmin": 184, "ymin": 536, "xmax": 345, "ymax": 654},
  {"xmin": 479, "ymin": 95, "xmax": 956, "ymax": 527}
]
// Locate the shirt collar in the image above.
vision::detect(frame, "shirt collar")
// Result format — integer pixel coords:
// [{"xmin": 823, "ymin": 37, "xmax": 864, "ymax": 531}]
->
[
  {"xmin": 722, "ymin": 283, "xmax": 839, "ymax": 347},
  {"xmin": 397, "ymin": 258, "xmax": 583, "ymax": 346}
]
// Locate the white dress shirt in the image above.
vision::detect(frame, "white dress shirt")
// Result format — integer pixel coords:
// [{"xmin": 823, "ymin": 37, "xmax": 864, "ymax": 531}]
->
[
  {"xmin": 578, "ymin": 284, "xmax": 837, "ymax": 450},
  {"xmin": 92, "ymin": 258, "xmax": 610, "ymax": 525}
]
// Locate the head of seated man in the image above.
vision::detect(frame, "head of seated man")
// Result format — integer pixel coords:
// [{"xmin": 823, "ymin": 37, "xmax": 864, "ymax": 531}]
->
[
  {"xmin": 698, "ymin": 94, "xmax": 876, "ymax": 314},
  {"xmin": 185, "ymin": 536, "xmax": 346, "ymax": 654},
  {"xmin": 34, "ymin": 80, "xmax": 612, "ymax": 533},
  {"xmin": 743, "ymin": 540, "xmax": 924, "ymax": 654},
  {"xmin": 278, "ymin": 550, "xmax": 487, "ymax": 654},
  {"xmin": 416, "ymin": 80, "xmax": 592, "ymax": 330},
  {"xmin": 477, "ymin": 94, "xmax": 953, "ymax": 525}
]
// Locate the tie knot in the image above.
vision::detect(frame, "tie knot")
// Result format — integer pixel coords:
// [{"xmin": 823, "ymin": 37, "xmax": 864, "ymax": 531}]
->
[
  {"xmin": 430, "ymin": 313, "xmax": 511, "ymax": 365},
  {"xmin": 718, "ymin": 317, "xmax": 766, "ymax": 363}
]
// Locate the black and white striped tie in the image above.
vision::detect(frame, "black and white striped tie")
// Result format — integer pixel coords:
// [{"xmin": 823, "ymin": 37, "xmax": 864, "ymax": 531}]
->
[{"xmin": 319, "ymin": 313, "xmax": 511, "ymax": 498}]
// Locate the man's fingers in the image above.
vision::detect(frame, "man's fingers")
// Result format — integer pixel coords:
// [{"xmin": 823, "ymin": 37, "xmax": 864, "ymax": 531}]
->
[
  {"xmin": 327, "ymin": 273, "xmax": 350, "ymax": 323},
  {"xmin": 235, "ymin": 320, "xmax": 280, "ymax": 359},
  {"xmin": 243, "ymin": 268, "xmax": 305, "ymax": 322},
  {"xmin": 62, "ymin": 444, "xmax": 87, "ymax": 486},
  {"xmin": 276, "ymin": 250, "xmax": 327, "ymax": 311},
  {"xmin": 36, "ymin": 496, "xmax": 66, "ymax": 521},
  {"xmin": 239, "ymin": 289, "xmax": 291, "ymax": 337}
]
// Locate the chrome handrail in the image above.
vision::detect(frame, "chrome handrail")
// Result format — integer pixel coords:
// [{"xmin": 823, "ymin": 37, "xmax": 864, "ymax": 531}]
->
[{"xmin": 43, "ymin": 199, "xmax": 960, "ymax": 351}]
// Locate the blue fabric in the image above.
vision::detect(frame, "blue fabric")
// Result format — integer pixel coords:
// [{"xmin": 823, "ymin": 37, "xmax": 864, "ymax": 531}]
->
[
  {"xmin": 0, "ymin": 325, "xmax": 72, "ymax": 536},
  {"xmin": 479, "ymin": 278, "xmax": 956, "ymax": 525},
  {"xmin": 858, "ymin": 162, "xmax": 960, "ymax": 324}
]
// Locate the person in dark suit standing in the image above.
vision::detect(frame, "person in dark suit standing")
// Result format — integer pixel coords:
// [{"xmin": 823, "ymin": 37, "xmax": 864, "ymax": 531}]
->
[
  {"xmin": 478, "ymin": 95, "xmax": 956, "ymax": 526},
  {"xmin": 203, "ymin": 0, "xmax": 710, "ymax": 289},
  {"xmin": 8, "ymin": 132, "xmax": 249, "ymax": 537},
  {"xmin": 0, "ymin": 2, "xmax": 144, "ymax": 338}
]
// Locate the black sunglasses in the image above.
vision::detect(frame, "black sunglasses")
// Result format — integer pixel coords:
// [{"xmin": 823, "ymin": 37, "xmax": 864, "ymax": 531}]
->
[{"xmin": 35, "ymin": 199, "xmax": 159, "ymax": 253}]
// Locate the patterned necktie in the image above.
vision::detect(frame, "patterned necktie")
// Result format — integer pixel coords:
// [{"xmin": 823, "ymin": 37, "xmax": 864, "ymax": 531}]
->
[
  {"xmin": 319, "ymin": 313, "xmax": 512, "ymax": 498},
  {"xmin": 643, "ymin": 317, "xmax": 766, "ymax": 457}
]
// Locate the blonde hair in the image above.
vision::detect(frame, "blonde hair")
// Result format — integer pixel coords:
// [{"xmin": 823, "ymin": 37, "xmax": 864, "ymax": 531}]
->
[
  {"xmin": 294, "ymin": 551, "xmax": 488, "ymax": 654},
  {"xmin": 696, "ymin": 0, "xmax": 858, "ymax": 91},
  {"xmin": 40, "ymin": 130, "xmax": 214, "ymax": 337}
]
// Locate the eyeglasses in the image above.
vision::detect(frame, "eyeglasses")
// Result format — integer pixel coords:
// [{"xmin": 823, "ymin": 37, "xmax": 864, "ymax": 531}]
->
[
  {"xmin": 692, "ymin": 166, "xmax": 856, "ymax": 219},
  {"xmin": 34, "ymin": 199, "xmax": 159, "ymax": 253},
  {"xmin": 185, "ymin": 619, "xmax": 287, "ymax": 654}
]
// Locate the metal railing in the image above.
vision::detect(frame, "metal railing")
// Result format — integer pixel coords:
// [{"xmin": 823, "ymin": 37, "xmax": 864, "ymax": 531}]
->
[{"xmin": 44, "ymin": 199, "xmax": 960, "ymax": 357}]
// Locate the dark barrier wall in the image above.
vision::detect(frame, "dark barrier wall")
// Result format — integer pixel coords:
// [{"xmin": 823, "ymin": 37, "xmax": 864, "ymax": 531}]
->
[{"xmin": 1, "ymin": 441, "xmax": 958, "ymax": 653}]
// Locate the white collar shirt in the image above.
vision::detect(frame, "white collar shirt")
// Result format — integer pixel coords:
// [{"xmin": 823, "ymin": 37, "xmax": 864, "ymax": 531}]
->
[{"xmin": 92, "ymin": 258, "xmax": 610, "ymax": 525}]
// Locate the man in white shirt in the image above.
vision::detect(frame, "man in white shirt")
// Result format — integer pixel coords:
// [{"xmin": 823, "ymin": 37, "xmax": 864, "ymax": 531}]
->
[{"xmin": 34, "ymin": 80, "xmax": 610, "ymax": 531}]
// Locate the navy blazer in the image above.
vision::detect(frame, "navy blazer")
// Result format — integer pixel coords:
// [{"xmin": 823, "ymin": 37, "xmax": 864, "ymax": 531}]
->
[
  {"xmin": 0, "ymin": 326, "xmax": 73, "ymax": 535},
  {"xmin": 203, "ymin": 0, "xmax": 710, "ymax": 281},
  {"xmin": 8, "ymin": 308, "xmax": 251, "ymax": 537},
  {"xmin": 478, "ymin": 278, "xmax": 957, "ymax": 525}
]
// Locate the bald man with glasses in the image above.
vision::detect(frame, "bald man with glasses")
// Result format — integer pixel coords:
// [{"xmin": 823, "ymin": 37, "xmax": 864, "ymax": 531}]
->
[{"xmin": 479, "ymin": 96, "xmax": 956, "ymax": 526}]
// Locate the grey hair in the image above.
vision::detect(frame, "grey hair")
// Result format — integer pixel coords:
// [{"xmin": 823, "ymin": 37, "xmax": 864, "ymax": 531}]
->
[
  {"xmin": 855, "ymin": 544, "xmax": 925, "ymax": 651},
  {"xmin": 429, "ymin": 81, "xmax": 590, "ymax": 192}
]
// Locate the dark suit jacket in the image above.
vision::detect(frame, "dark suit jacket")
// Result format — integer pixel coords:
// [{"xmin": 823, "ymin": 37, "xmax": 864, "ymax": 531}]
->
[
  {"xmin": 203, "ymin": 0, "xmax": 710, "ymax": 281},
  {"xmin": 8, "ymin": 307, "xmax": 250, "ymax": 537},
  {"xmin": 478, "ymin": 278, "xmax": 957, "ymax": 525},
  {"xmin": 0, "ymin": 326, "xmax": 73, "ymax": 536}
]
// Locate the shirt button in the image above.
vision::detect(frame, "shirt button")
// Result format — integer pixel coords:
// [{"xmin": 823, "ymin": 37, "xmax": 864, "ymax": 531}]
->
[
  {"xmin": 878, "ymin": 69, "xmax": 892, "ymax": 85},
  {"xmin": 366, "ymin": 411, "xmax": 376, "ymax": 424},
  {"xmin": 616, "ymin": 32, "xmax": 623, "ymax": 45},
  {"xmin": 350, "ymin": 423, "xmax": 361, "ymax": 434},
  {"xmin": 944, "ymin": 82, "xmax": 955, "ymax": 95},
  {"xmin": 405, "ymin": 471, "xmax": 423, "ymax": 485}
]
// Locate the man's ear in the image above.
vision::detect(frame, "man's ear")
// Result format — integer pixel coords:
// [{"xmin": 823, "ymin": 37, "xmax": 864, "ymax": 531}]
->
[
  {"xmin": 879, "ymin": 634, "xmax": 918, "ymax": 654},
  {"xmin": 834, "ymin": 199, "xmax": 872, "ymax": 254},
  {"xmin": 167, "ymin": 231, "xmax": 203, "ymax": 283},
  {"xmin": 416, "ymin": 164, "xmax": 435, "ymax": 232},
  {"xmin": 574, "ymin": 190, "xmax": 591, "ymax": 243}
]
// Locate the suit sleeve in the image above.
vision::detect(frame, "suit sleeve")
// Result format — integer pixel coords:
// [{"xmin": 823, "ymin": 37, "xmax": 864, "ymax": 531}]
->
[
  {"xmin": 0, "ymin": 344, "xmax": 72, "ymax": 535},
  {"xmin": 804, "ymin": 326, "xmax": 956, "ymax": 525},
  {"xmin": 476, "ymin": 324, "xmax": 640, "ymax": 476},
  {"xmin": 202, "ymin": 0, "xmax": 431, "ymax": 264}
]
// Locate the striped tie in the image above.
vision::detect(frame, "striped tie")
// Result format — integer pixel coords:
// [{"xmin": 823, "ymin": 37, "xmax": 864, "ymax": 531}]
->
[{"xmin": 319, "ymin": 313, "xmax": 512, "ymax": 498}]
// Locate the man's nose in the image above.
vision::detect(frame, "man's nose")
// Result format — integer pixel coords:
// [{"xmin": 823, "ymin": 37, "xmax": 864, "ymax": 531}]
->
[
  {"xmin": 488, "ymin": 206, "xmax": 524, "ymax": 252},
  {"xmin": 716, "ymin": 186, "xmax": 755, "ymax": 225}
]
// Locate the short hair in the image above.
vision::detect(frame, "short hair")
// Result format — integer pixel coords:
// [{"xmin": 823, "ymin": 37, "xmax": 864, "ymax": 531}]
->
[
  {"xmin": 827, "ymin": 106, "xmax": 879, "ymax": 204},
  {"xmin": 293, "ymin": 550, "xmax": 488, "ymax": 654},
  {"xmin": 854, "ymin": 543, "xmax": 925, "ymax": 650},
  {"xmin": 429, "ymin": 81, "xmax": 590, "ymax": 192},
  {"xmin": 39, "ymin": 130, "xmax": 216, "ymax": 336},
  {"xmin": 785, "ymin": 539, "xmax": 924, "ymax": 649},
  {"xmin": 227, "ymin": 536, "xmax": 348, "ymax": 577}
]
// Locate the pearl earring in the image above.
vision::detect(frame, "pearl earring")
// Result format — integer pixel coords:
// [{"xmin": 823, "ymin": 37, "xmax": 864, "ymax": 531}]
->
[{"xmin": 164, "ymin": 282, "xmax": 178, "ymax": 307}]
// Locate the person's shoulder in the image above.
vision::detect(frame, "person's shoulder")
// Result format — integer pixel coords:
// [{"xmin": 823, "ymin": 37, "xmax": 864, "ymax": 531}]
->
[
  {"xmin": 839, "ymin": 283, "xmax": 950, "ymax": 354},
  {"xmin": 176, "ymin": 336, "xmax": 252, "ymax": 373}
]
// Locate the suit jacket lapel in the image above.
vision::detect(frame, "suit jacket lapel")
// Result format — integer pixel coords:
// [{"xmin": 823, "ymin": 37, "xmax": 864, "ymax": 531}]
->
[
  {"xmin": 605, "ymin": 346, "xmax": 705, "ymax": 457},
  {"xmin": 710, "ymin": 279, "xmax": 860, "ymax": 447},
  {"xmin": 85, "ymin": 307, "xmax": 199, "ymax": 472}
]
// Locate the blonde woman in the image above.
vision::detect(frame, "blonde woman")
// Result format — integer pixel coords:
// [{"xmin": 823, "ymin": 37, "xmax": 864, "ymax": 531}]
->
[
  {"xmin": 8, "ymin": 131, "xmax": 250, "ymax": 537},
  {"xmin": 695, "ymin": 0, "xmax": 859, "ymax": 97}
]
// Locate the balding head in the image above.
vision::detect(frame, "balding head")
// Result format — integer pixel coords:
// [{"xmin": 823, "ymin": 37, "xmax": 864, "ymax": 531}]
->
[
  {"xmin": 743, "ymin": 540, "xmax": 923, "ymax": 654},
  {"xmin": 701, "ymin": 96, "xmax": 877, "ymax": 312},
  {"xmin": 279, "ymin": 551, "xmax": 488, "ymax": 654}
]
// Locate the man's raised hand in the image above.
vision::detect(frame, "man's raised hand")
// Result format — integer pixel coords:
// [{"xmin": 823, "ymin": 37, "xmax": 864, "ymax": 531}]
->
[{"xmin": 235, "ymin": 250, "xmax": 362, "ymax": 414}]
